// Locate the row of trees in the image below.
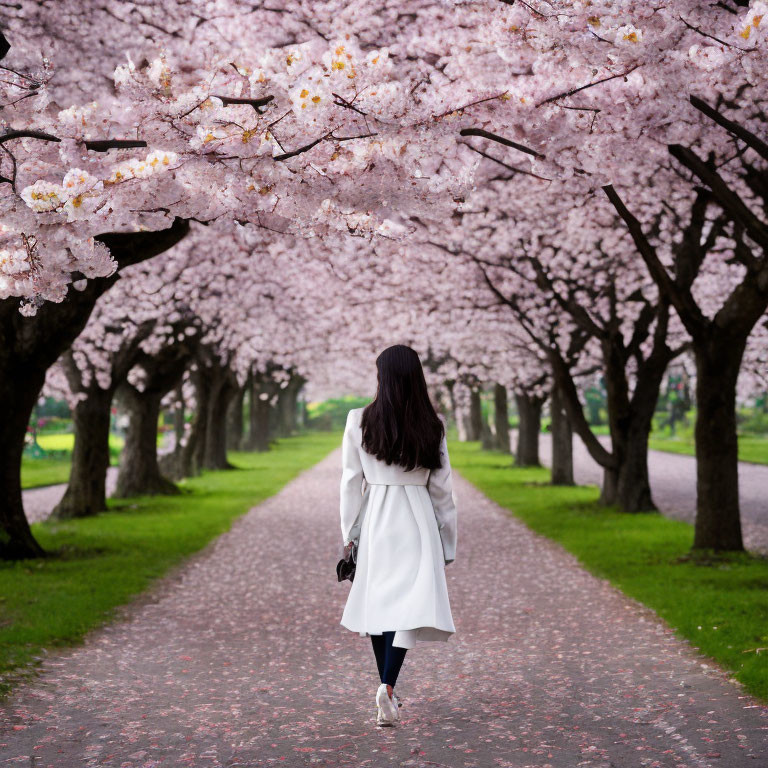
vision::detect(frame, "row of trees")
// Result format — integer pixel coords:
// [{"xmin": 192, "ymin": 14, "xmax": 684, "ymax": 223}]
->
[{"xmin": 1, "ymin": 0, "xmax": 766, "ymax": 559}]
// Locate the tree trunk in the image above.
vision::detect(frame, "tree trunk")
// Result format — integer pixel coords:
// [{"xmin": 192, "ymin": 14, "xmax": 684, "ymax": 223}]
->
[
  {"xmin": 493, "ymin": 383, "xmax": 511, "ymax": 452},
  {"xmin": 52, "ymin": 388, "xmax": 113, "ymax": 519},
  {"xmin": 597, "ymin": 430, "xmax": 655, "ymax": 510},
  {"xmin": 284, "ymin": 378, "xmax": 301, "ymax": 434},
  {"xmin": 600, "ymin": 333, "xmax": 660, "ymax": 512},
  {"xmin": 173, "ymin": 381, "xmax": 186, "ymax": 450},
  {"xmin": 455, "ymin": 407, "xmax": 469, "ymax": 441},
  {"xmin": 192, "ymin": 370, "xmax": 211, "ymax": 475},
  {"xmin": 550, "ymin": 383, "xmax": 574, "ymax": 486},
  {"xmin": 116, "ymin": 332, "xmax": 196, "ymax": 495},
  {"xmin": 547, "ymin": 323, "xmax": 664, "ymax": 512},
  {"xmin": 615, "ymin": 425, "xmax": 655, "ymax": 511},
  {"xmin": 445, "ymin": 380, "xmax": 466, "ymax": 440},
  {"xmin": 274, "ymin": 386, "xmax": 290, "ymax": 437},
  {"xmin": 480, "ymin": 415, "xmax": 495, "ymax": 450},
  {"xmin": 468, "ymin": 389, "xmax": 483, "ymax": 441},
  {"xmin": 515, "ymin": 392, "xmax": 543, "ymax": 467},
  {"xmin": 203, "ymin": 366, "xmax": 236, "ymax": 470},
  {"xmin": 245, "ymin": 377, "xmax": 273, "ymax": 452},
  {"xmin": 115, "ymin": 384, "xmax": 179, "ymax": 497},
  {"xmin": 692, "ymin": 340, "xmax": 744, "ymax": 551},
  {"xmin": 226, "ymin": 386, "xmax": 245, "ymax": 452},
  {"xmin": 0, "ymin": 218, "xmax": 189, "ymax": 559},
  {"xmin": 158, "ymin": 382, "xmax": 188, "ymax": 482},
  {"xmin": 0, "ymin": 368, "xmax": 46, "ymax": 559},
  {"xmin": 179, "ymin": 375, "xmax": 206, "ymax": 479},
  {"xmin": 275, "ymin": 376, "xmax": 304, "ymax": 437}
]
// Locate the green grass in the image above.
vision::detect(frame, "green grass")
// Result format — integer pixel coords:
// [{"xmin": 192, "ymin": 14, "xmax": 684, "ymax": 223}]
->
[
  {"xmin": 22, "ymin": 433, "xmax": 126, "ymax": 490},
  {"xmin": 20, "ymin": 455, "xmax": 74, "ymax": 489},
  {"xmin": 449, "ymin": 440, "xmax": 768, "ymax": 701},
  {"xmin": 647, "ymin": 435, "xmax": 768, "ymax": 465},
  {"xmin": 35, "ymin": 432, "xmax": 126, "ymax": 454},
  {"xmin": 0, "ymin": 431, "xmax": 340, "ymax": 699},
  {"xmin": 549, "ymin": 423, "xmax": 768, "ymax": 465}
]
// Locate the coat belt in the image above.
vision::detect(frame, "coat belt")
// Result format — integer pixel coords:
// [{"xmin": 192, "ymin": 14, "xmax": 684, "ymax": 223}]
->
[{"xmin": 366, "ymin": 481, "xmax": 429, "ymax": 487}]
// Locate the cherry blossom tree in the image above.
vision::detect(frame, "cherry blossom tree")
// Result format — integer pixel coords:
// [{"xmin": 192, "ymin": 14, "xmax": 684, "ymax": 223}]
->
[{"xmin": 2, "ymin": 0, "xmax": 766, "ymax": 559}]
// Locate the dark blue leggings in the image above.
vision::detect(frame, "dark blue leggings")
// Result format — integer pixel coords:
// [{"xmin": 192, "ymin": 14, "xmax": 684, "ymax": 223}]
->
[{"xmin": 370, "ymin": 631, "xmax": 408, "ymax": 688}]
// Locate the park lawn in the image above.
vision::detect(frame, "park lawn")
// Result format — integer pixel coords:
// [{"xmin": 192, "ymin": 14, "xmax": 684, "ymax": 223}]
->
[
  {"xmin": 550, "ymin": 424, "xmax": 768, "ymax": 465},
  {"xmin": 22, "ymin": 433, "xmax": 128, "ymax": 490},
  {"xmin": 36, "ymin": 432, "xmax": 125, "ymax": 454},
  {"xmin": 20, "ymin": 455, "xmax": 73, "ymax": 489},
  {"xmin": 450, "ymin": 440, "xmax": 768, "ymax": 702},
  {"xmin": 0, "ymin": 431, "xmax": 340, "ymax": 699},
  {"xmin": 647, "ymin": 435, "xmax": 768, "ymax": 465}
]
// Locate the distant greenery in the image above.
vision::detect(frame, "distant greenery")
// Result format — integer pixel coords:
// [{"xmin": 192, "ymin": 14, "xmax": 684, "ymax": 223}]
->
[
  {"xmin": 1, "ymin": 432, "xmax": 340, "ymax": 699},
  {"xmin": 36, "ymin": 433, "xmax": 125, "ymax": 456},
  {"xmin": 450, "ymin": 440, "xmax": 768, "ymax": 701},
  {"xmin": 306, "ymin": 395, "xmax": 370, "ymax": 430},
  {"xmin": 21, "ymin": 434, "xmax": 126, "ymax": 490},
  {"xmin": 33, "ymin": 397, "xmax": 71, "ymax": 421}
]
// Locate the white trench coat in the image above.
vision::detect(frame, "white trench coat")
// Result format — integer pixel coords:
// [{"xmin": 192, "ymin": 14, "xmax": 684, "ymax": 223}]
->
[{"xmin": 339, "ymin": 407, "xmax": 457, "ymax": 649}]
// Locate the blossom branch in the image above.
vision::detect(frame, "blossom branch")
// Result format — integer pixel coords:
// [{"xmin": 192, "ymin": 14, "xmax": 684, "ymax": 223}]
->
[
  {"xmin": 458, "ymin": 128, "xmax": 544, "ymax": 159},
  {"xmin": 689, "ymin": 95, "xmax": 768, "ymax": 162}
]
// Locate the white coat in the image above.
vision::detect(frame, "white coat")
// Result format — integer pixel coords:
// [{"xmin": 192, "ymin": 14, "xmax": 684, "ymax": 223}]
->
[{"xmin": 338, "ymin": 407, "xmax": 457, "ymax": 649}]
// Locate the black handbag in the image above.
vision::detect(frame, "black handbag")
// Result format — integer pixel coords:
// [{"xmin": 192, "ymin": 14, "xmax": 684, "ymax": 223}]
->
[{"xmin": 336, "ymin": 542, "xmax": 358, "ymax": 583}]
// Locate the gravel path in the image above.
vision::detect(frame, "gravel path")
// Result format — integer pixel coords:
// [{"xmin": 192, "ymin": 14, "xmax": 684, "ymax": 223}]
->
[
  {"xmin": 2, "ymin": 448, "xmax": 766, "ymax": 767},
  {"xmin": 535, "ymin": 433, "xmax": 768, "ymax": 553},
  {"xmin": 22, "ymin": 467, "xmax": 119, "ymax": 524}
]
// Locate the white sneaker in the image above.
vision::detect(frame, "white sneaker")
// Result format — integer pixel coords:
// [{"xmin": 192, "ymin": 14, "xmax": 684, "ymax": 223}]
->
[
  {"xmin": 391, "ymin": 691, "xmax": 401, "ymax": 720},
  {"xmin": 376, "ymin": 683, "xmax": 397, "ymax": 725},
  {"xmin": 376, "ymin": 704, "xmax": 392, "ymax": 727}
]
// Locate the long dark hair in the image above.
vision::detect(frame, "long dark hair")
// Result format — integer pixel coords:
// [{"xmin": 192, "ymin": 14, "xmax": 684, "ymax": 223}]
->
[{"xmin": 361, "ymin": 344, "xmax": 444, "ymax": 471}]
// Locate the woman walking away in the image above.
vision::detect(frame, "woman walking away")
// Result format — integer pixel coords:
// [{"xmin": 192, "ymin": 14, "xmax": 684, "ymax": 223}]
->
[{"xmin": 339, "ymin": 344, "xmax": 458, "ymax": 727}]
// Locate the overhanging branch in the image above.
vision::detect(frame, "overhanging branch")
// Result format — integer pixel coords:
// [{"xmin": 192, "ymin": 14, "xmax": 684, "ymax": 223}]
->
[
  {"xmin": 459, "ymin": 128, "xmax": 544, "ymax": 159},
  {"xmin": 689, "ymin": 95, "xmax": 768, "ymax": 162},
  {"xmin": 668, "ymin": 143, "xmax": 768, "ymax": 250},
  {"xmin": 212, "ymin": 94, "xmax": 274, "ymax": 113},
  {"xmin": 273, "ymin": 132, "xmax": 331, "ymax": 162},
  {"xmin": 603, "ymin": 184, "xmax": 708, "ymax": 338}
]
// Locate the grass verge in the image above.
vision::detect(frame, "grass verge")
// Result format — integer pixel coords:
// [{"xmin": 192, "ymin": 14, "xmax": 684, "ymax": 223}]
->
[
  {"xmin": 20, "ymin": 455, "xmax": 74, "ymax": 490},
  {"xmin": 449, "ymin": 440, "xmax": 768, "ymax": 701},
  {"xmin": 1, "ymin": 431, "xmax": 340, "ymax": 699},
  {"xmin": 647, "ymin": 435, "xmax": 768, "ymax": 466},
  {"xmin": 21, "ymin": 434, "xmax": 126, "ymax": 490}
]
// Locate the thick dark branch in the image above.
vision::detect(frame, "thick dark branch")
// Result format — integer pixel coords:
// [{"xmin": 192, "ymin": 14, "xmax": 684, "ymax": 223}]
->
[
  {"xmin": 0, "ymin": 129, "xmax": 60, "ymax": 145},
  {"xmin": 273, "ymin": 132, "xmax": 330, "ymax": 162},
  {"xmin": 689, "ymin": 95, "xmax": 768, "ymax": 162},
  {"xmin": 463, "ymin": 144, "xmax": 550, "ymax": 181},
  {"xmin": 332, "ymin": 131, "xmax": 378, "ymax": 142},
  {"xmin": 0, "ymin": 131, "xmax": 146, "ymax": 153},
  {"xmin": 731, "ymin": 227, "xmax": 760, "ymax": 271},
  {"xmin": 96, "ymin": 217, "xmax": 190, "ymax": 270},
  {"xmin": 602, "ymin": 184, "xmax": 708, "ymax": 337},
  {"xmin": 526, "ymin": 256, "xmax": 606, "ymax": 339},
  {"xmin": 675, "ymin": 189, "xmax": 713, "ymax": 288},
  {"xmin": 625, "ymin": 300, "xmax": 657, "ymax": 360},
  {"xmin": 537, "ymin": 66, "xmax": 639, "ymax": 107},
  {"xmin": 547, "ymin": 348, "xmax": 617, "ymax": 469},
  {"xmin": 212, "ymin": 94, "xmax": 274, "ymax": 113},
  {"xmin": 459, "ymin": 128, "xmax": 544, "ymax": 159},
  {"xmin": 669, "ymin": 144, "xmax": 768, "ymax": 250},
  {"xmin": 679, "ymin": 17, "xmax": 741, "ymax": 49},
  {"xmin": 84, "ymin": 139, "xmax": 147, "ymax": 152},
  {"xmin": 332, "ymin": 92, "xmax": 367, "ymax": 117}
]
